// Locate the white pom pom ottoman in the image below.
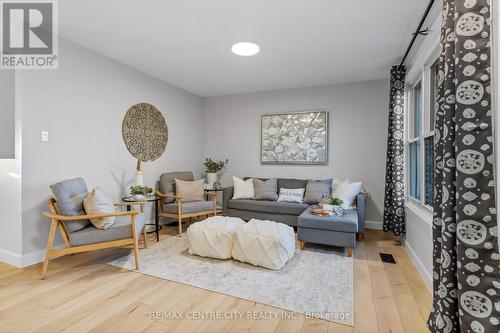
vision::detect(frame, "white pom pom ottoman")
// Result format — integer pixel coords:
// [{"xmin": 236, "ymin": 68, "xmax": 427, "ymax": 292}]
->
[
  {"xmin": 187, "ymin": 216, "xmax": 245, "ymax": 259},
  {"xmin": 232, "ymin": 219, "xmax": 295, "ymax": 270}
]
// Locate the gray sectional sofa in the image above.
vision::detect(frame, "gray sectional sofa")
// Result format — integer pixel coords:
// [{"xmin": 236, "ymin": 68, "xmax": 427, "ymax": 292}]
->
[{"xmin": 222, "ymin": 177, "xmax": 366, "ymax": 233}]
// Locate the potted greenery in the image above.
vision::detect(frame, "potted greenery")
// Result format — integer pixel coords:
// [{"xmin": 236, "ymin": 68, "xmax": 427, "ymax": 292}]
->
[
  {"xmin": 130, "ymin": 185, "xmax": 153, "ymax": 200},
  {"xmin": 203, "ymin": 158, "xmax": 228, "ymax": 188},
  {"xmin": 322, "ymin": 195, "xmax": 344, "ymax": 216}
]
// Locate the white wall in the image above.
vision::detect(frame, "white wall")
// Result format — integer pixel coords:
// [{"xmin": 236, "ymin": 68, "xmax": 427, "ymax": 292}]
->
[
  {"xmin": 0, "ymin": 71, "xmax": 23, "ymax": 266},
  {"xmin": 16, "ymin": 38, "xmax": 204, "ymax": 262},
  {"xmin": 0, "ymin": 70, "xmax": 15, "ymax": 158},
  {"xmin": 203, "ymin": 80, "xmax": 389, "ymax": 224}
]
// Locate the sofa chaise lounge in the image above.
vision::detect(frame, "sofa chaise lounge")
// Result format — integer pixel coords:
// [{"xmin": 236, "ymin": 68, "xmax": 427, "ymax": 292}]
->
[{"xmin": 222, "ymin": 177, "xmax": 366, "ymax": 237}]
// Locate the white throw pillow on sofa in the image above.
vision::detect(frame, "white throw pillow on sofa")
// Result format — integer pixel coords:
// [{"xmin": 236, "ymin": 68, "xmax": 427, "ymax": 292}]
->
[
  {"xmin": 83, "ymin": 187, "xmax": 116, "ymax": 229},
  {"xmin": 232, "ymin": 176, "xmax": 254, "ymax": 199},
  {"xmin": 277, "ymin": 188, "xmax": 305, "ymax": 203},
  {"xmin": 332, "ymin": 180, "xmax": 363, "ymax": 209}
]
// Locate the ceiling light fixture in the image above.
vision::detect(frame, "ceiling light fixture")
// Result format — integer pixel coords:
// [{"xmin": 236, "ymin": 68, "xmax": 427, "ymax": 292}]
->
[{"xmin": 231, "ymin": 42, "xmax": 260, "ymax": 56}]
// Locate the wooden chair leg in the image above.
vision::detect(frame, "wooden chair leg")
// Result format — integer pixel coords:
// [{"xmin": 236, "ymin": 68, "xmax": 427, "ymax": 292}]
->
[
  {"xmin": 41, "ymin": 219, "xmax": 58, "ymax": 279},
  {"xmin": 58, "ymin": 223, "xmax": 73, "ymax": 255},
  {"xmin": 178, "ymin": 216, "xmax": 183, "ymax": 235},
  {"xmin": 131, "ymin": 216, "xmax": 140, "ymax": 270},
  {"xmin": 143, "ymin": 227, "xmax": 148, "ymax": 249},
  {"xmin": 347, "ymin": 247, "xmax": 353, "ymax": 257},
  {"xmin": 299, "ymin": 241, "xmax": 305, "ymax": 250}
]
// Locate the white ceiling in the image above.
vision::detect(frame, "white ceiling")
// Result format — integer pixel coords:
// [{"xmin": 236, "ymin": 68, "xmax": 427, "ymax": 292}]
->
[{"xmin": 60, "ymin": 0, "xmax": 429, "ymax": 97}]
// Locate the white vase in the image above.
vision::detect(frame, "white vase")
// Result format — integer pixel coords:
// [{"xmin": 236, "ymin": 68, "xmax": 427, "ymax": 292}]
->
[
  {"xmin": 133, "ymin": 171, "xmax": 144, "ymax": 186},
  {"xmin": 206, "ymin": 173, "xmax": 217, "ymax": 188}
]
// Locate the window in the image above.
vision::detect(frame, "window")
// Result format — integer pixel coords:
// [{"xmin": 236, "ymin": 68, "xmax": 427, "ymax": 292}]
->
[
  {"xmin": 409, "ymin": 140, "xmax": 421, "ymax": 200},
  {"xmin": 406, "ymin": 58, "xmax": 438, "ymax": 209},
  {"xmin": 412, "ymin": 82, "xmax": 422, "ymax": 137}
]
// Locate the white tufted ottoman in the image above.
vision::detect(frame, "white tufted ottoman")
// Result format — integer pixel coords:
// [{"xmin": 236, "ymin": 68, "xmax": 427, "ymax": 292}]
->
[
  {"xmin": 232, "ymin": 219, "xmax": 295, "ymax": 270},
  {"xmin": 187, "ymin": 216, "xmax": 245, "ymax": 259}
]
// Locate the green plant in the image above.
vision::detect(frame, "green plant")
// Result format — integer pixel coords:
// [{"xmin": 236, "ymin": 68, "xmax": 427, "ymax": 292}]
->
[
  {"xmin": 204, "ymin": 158, "xmax": 228, "ymax": 173},
  {"xmin": 130, "ymin": 185, "xmax": 153, "ymax": 196},
  {"xmin": 324, "ymin": 195, "xmax": 343, "ymax": 206}
]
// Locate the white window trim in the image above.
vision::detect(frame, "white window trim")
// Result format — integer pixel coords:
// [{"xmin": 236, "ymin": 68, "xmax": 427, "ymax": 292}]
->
[{"xmin": 405, "ymin": 47, "xmax": 440, "ymax": 212}]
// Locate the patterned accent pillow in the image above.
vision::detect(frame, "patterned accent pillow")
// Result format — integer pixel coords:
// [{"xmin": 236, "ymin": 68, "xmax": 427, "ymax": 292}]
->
[
  {"xmin": 253, "ymin": 178, "xmax": 278, "ymax": 201},
  {"xmin": 277, "ymin": 188, "xmax": 305, "ymax": 203}
]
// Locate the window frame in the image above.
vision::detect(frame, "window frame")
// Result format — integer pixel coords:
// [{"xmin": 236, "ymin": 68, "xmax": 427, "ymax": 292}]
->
[{"xmin": 405, "ymin": 52, "xmax": 439, "ymax": 211}]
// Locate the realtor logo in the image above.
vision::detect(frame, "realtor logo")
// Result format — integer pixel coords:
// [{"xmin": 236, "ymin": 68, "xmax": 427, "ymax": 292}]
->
[{"xmin": 1, "ymin": 0, "xmax": 58, "ymax": 69}]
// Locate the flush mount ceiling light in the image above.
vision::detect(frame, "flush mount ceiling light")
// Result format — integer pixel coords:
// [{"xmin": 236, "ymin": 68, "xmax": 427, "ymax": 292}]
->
[{"xmin": 231, "ymin": 42, "xmax": 260, "ymax": 56}]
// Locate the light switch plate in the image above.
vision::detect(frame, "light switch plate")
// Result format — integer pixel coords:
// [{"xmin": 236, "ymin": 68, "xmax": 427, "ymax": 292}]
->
[{"xmin": 41, "ymin": 131, "xmax": 49, "ymax": 142}]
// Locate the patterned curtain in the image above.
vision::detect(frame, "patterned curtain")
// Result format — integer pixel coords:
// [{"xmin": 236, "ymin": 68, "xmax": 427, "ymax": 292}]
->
[
  {"xmin": 427, "ymin": 0, "xmax": 499, "ymax": 332},
  {"xmin": 383, "ymin": 66, "xmax": 406, "ymax": 236}
]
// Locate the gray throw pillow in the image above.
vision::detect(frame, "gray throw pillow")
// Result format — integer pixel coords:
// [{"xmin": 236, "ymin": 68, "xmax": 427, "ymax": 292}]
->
[
  {"xmin": 50, "ymin": 177, "xmax": 91, "ymax": 233},
  {"xmin": 253, "ymin": 178, "xmax": 278, "ymax": 201},
  {"xmin": 303, "ymin": 179, "xmax": 332, "ymax": 204}
]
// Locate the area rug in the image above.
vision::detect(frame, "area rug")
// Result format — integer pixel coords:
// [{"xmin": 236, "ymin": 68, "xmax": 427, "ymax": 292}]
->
[{"xmin": 107, "ymin": 235, "xmax": 353, "ymax": 325}]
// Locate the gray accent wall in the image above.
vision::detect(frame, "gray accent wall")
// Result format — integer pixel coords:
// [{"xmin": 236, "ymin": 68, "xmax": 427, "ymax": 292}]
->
[
  {"xmin": 18, "ymin": 39, "xmax": 205, "ymax": 256},
  {"xmin": 203, "ymin": 80, "xmax": 390, "ymax": 223}
]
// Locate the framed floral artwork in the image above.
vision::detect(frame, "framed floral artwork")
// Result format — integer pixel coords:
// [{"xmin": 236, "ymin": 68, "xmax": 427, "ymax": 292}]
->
[{"xmin": 261, "ymin": 110, "xmax": 328, "ymax": 164}]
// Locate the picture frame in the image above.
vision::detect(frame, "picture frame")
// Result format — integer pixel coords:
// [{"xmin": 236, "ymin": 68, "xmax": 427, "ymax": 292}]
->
[{"xmin": 260, "ymin": 110, "xmax": 328, "ymax": 165}]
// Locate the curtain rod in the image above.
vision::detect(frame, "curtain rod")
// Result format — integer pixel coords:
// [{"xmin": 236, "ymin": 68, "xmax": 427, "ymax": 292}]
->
[{"xmin": 399, "ymin": 0, "xmax": 435, "ymax": 68}]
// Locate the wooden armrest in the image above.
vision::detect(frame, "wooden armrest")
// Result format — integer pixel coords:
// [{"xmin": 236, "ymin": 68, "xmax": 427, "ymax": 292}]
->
[
  {"xmin": 43, "ymin": 211, "xmax": 139, "ymax": 221},
  {"xmin": 156, "ymin": 190, "xmax": 182, "ymax": 200}
]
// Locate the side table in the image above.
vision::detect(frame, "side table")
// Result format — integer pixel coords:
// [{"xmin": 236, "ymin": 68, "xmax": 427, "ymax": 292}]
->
[{"xmin": 122, "ymin": 195, "xmax": 161, "ymax": 242}]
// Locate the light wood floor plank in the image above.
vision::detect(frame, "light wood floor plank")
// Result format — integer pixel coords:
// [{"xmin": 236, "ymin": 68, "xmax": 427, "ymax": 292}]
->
[{"xmin": 0, "ymin": 229, "xmax": 431, "ymax": 333}]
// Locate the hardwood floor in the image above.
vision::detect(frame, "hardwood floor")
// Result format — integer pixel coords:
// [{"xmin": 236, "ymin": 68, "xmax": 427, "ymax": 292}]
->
[{"xmin": 0, "ymin": 226, "xmax": 432, "ymax": 333}]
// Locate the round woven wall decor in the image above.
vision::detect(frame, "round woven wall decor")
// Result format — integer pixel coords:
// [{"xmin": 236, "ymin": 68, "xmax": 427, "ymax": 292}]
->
[{"xmin": 122, "ymin": 103, "xmax": 168, "ymax": 162}]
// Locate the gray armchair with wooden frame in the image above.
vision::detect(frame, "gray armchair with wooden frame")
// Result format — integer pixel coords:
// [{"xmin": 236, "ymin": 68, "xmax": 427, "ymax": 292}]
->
[
  {"xmin": 156, "ymin": 172, "xmax": 221, "ymax": 235},
  {"xmin": 41, "ymin": 178, "xmax": 147, "ymax": 279}
]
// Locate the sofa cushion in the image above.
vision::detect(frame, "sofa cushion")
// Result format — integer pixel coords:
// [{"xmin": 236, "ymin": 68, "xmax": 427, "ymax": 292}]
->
[
  {"xmin": 298, "ymin": 208, "xmax": 358, "ymax": 233},
  {"xmin": 227, "ymin": 199, "xmax": 309, "ymax": 215},
  {"xmin": 277, "ymin": 178, "xmax": 307, "ymax": 191},
  {"xmin": 50, "ymin": 177, "xmax": 91, "ymax": 233},
  {"xmin": 164, "ymin": 200, "xmax": 214, "ymax": 214},
  {"xmin": 303, "ymin": 179, "xmax": 332, "ymax": 204},
  {"xmin": 253, "ymin": 178, "xmax": 278, "ymax": 201},
  {"xmin": 69, "ymin": 213, "xmax": 145, "ymax": 246}
]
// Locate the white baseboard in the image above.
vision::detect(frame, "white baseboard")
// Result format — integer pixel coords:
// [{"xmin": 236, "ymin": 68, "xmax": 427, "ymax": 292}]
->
[
  {"xmin": 405, "ymin": 240, "xmax": 433, "ymax": 292},
  {"xmin": 1, "ymin": 220, "xmax": 156, "ymax": 268},
  {"xmin": 365, "ymin": 220, "xmax": 383, "ymax": 230},
  {"xmin": 20, "ymin": 245, "xmax": 65, "ymax": 268},
  {"xmin": 1, "ymin": 244, "xmax": 66, "ymax": 268},
  {"xmin": 0, "ymin": 248, "xmax": 22, "ymax": 267}
]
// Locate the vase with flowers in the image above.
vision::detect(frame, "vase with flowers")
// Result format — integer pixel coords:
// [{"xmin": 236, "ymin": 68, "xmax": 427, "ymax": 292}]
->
[{"xmin": 203, "ymin": 158, "xmax": 228, "ymax": 189}]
